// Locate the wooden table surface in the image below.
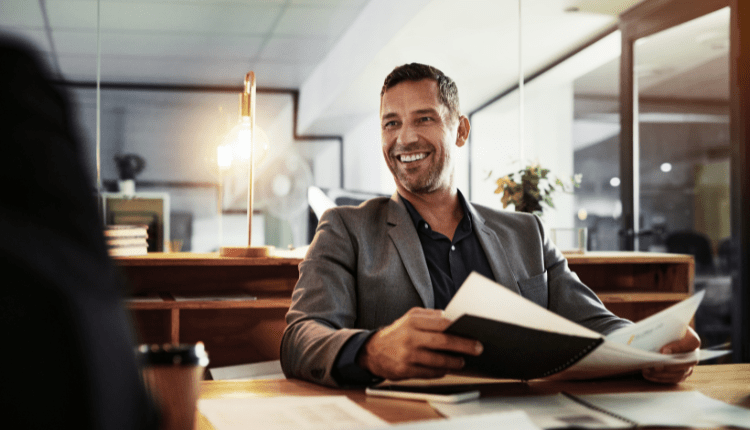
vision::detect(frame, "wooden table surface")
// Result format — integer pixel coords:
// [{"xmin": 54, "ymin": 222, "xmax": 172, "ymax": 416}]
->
[{"xmin": 197, "ymin": 363, "xmax": 750, "ymax": 429}]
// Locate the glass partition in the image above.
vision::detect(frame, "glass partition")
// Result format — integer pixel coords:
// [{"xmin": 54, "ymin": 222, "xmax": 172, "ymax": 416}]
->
[{"xmin": 633, "ymin": 7, "xmax": 731, "ymax": 349}]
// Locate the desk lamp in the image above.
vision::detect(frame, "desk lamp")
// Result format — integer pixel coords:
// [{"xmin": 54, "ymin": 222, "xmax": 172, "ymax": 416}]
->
[{"xmin": 219, "ymin": 71, "xmax": 273, "ymax": 258}]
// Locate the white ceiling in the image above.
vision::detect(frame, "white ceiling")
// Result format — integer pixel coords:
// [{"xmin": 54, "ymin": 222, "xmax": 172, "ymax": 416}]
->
[{"xmin": 1, "ymin": 0, "xmax": 647, "ymax": 137}]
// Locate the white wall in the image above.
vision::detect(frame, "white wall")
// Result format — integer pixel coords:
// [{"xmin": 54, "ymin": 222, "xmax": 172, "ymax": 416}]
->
[
  {"xmin": 343, "ymin": 116, "xmax": 395, "ymax": 194},
  {"xmin": 470, "ymin": 83, "xmax": 576, "ymax": 230}
]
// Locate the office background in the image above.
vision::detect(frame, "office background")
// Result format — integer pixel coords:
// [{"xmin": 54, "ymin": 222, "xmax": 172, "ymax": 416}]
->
[{"xmin": 2, "ymin": 0, "xmax": 748, "ymax": 362}]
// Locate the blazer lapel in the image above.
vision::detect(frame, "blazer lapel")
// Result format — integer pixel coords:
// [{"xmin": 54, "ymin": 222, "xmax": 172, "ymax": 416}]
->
[
  {"xmin": 466, "ymin": 202, "xmax": 521, "ymax": 295},
  {"xmin": 387, "ymin": 193, "xmax": 434, "ymax": 308}
]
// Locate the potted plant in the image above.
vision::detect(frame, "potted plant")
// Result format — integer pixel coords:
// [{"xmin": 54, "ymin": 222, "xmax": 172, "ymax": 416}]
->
[{"xmin": 494, "ymin": 164, "xmax": 581, "ymax": 216}]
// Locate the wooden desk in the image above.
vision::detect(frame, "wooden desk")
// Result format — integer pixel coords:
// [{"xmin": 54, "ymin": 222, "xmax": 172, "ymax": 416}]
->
[
  {"xmin": 117, "ymin": 253, "xmax": 301, "ymax": 368},
  {"xmin": 197, "ymin": 364, "xmax": 750, "ymax": 429}
]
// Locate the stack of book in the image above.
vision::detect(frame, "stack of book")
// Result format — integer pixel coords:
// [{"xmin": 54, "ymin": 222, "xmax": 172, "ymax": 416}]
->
[{"xmin": 104, "ymin": 225, "xmax": 148, "ymax": 257}]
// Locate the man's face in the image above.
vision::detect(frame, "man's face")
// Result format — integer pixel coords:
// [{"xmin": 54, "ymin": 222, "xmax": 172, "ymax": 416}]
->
[{"xmin": 380, "ymin": 79, "xmax": 467, "ymax": 196}]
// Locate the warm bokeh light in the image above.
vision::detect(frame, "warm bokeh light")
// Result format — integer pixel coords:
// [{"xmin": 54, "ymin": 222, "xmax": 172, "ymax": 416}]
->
[
  {"xmin": 577, "ymin": 208, "xmax": 588, "ymax": 221},
  {"xmin": 217, "ymin": 144, "xmax": 232, "ymax": 170},
  {"xmin": 217, "ymin": 117, "xmax": 270, "ymax": 170}
]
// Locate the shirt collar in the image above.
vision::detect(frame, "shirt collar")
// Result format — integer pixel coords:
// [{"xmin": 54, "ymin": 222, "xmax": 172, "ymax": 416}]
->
[{"xmin": 399, "ymin": 190, "xmax": 474, "ymax": 232}]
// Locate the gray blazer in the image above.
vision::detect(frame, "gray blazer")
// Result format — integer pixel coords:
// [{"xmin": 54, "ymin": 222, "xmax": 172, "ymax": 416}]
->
[{"xmin": 281, "ymin": 193, "xmax": 630, "ymax": 387}]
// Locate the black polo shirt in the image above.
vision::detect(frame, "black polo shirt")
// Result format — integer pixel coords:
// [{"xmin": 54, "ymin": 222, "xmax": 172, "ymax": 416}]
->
[{"xmin": 400, "ymin": 191, "xmax": 496, "ymax": 309}]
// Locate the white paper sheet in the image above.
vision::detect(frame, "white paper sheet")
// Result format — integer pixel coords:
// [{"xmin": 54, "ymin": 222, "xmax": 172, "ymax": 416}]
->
[
  {"xmin": 605, "ymin": 290, "xmax": 705, "ymax": 351},
  {"xmin": 432, "ymin": 393, "xmax": 632, "ymax": 429},
  {"xmin": 371, "ymin": 410, "xmax": 541, "ymax": 430},
  {"xmin": 444, "ymin": 273, "xmax": 601, "ymax": 339},
  {"xmin": 209, "ymin": 360, "xmax": 285, "ymax": 381},
  {"xmin": 553, "ymin": 341, "xmax": 729, "ymax": 380},
  {"xmin": 576, "ymin": 391, "xmax": 750, "ymax": 429},
  {"xmin": 198, "ymin": 396, "xmax": 387, "ymax": 430}
]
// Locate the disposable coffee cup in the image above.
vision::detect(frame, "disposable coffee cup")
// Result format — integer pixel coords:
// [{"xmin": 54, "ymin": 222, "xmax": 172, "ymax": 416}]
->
[{"xmin": 139, "ymin": 343, "xmax": 209, "ymax": 430}]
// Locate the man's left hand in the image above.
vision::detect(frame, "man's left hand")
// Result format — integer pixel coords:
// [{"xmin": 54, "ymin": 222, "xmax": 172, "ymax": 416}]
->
[{"xmin": 642, "ymin": 326, "xmax": 701, "ymax": 384}]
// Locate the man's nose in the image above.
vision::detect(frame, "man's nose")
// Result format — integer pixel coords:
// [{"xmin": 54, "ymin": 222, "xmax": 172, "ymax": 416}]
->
[{"xmin": 397, "ymin": 123, "xmax": 418, "ymax": 145}]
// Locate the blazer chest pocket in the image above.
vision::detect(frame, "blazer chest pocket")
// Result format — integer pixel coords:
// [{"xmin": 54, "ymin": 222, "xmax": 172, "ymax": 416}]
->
[{"xmin": 517, "ymin": 271, "xmax": 548, "ymax": 308}]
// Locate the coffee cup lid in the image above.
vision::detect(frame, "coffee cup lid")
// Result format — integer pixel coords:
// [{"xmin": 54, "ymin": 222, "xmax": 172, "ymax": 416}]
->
[{"xmin": 138, "ymin": 342, "xmax": 209, "ymax": 366}]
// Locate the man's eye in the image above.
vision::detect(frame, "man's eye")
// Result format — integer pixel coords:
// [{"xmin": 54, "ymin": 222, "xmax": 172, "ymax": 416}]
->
[
  {"xmin": 418, "ymin": 116, "xmax": 434, "ymax": 123},
  {"xmin": 383, "ymin": 121, "xmax": 398, "ymax": 129}
]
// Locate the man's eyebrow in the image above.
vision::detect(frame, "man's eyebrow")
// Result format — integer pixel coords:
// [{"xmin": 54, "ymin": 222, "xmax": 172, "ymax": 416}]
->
[
  {"xmin": 381, "ymin": 108, "xmax": 440, "ymax": 122},
  {"xmin": 412, "ymin": 108, "xmax": 440, "ymax": 116}
]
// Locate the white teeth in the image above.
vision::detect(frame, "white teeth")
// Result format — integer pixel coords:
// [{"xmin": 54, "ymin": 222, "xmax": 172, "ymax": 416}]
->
[{"xmin": 400, "ymin": 153, "xmax": 426, "ymax": 163}]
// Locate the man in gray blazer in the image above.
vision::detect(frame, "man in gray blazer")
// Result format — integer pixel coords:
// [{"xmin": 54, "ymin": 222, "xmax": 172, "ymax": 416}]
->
[{"xmin": 281, "ymin": 63, "xmax": 700, "ymax": 388}]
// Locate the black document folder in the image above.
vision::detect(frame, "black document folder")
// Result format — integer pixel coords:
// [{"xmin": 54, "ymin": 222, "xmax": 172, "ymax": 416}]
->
[{"xmin": 446, "ymin": 315, "xmax": 604, "ymax": 380}]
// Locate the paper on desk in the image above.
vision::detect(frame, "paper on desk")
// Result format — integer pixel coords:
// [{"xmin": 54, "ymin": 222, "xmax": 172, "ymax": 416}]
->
[
  {"xmin": 576, "ymin": 391, "xmax": 750, "ymax": 429},
  {"xmin": 198, "ymin": 396, "xmax": 387, "ymax": 430},
  {"xmin": 369, "ymin": 410, "xmax": 541, "ymax": 430},
  {"xmin": 208, "ymin": 360, "xmax": 284, "ymax": 381},
  {"xmin": 432, "ymin": 393, "xmax": 632, "ymax": 429}
]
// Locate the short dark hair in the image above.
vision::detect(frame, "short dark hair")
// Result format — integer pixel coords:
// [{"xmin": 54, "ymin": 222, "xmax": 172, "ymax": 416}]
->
[{"xmin": 381, "ymin": 63, "xmax": 460, "ymax": 119}]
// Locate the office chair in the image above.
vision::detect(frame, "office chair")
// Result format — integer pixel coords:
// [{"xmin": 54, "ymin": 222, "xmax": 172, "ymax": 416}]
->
[{"xmin": 665, "ymin": 230, "xmax": 714, "ymax": 275}]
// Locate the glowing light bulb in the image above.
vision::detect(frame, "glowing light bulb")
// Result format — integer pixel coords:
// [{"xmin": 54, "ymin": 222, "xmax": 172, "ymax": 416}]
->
[{"xmin": 217, "ymin": 144, "xmax": 232, "ymax": 170}]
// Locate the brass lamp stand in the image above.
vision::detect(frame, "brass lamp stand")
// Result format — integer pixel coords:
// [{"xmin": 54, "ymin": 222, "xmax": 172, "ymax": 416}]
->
[{"xmin": 220, "ymin": 72, "xmax": 273, "ymax": 258}]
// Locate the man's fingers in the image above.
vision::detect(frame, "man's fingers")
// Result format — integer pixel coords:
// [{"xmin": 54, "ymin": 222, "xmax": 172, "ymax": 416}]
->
[
  {"xmin": 410, "ymin": 349, "xmax": 466, "ymax": 370},
  {"xmin": 406, "ymin": 312, "xmax": 455, "ymax": 332},
  {"xmin": 422, "ymin": 332, "xmax": 483, "ymax": 356},
  {"xmin": 643, "ymin": 365, "xmax": 694, "ymax": 383},
  {"xmin": 661, "ymin": 326, "xmax": 701, "ymax": 354},
  {"xmin": 643, "ymin": 361, "xmax": 696, "ymax": 384}
]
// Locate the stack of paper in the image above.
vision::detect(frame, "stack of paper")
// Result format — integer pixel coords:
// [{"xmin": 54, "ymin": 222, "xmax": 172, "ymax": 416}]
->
[{"xmin": 104, "ymin": 224, "xmax": 148, "ymax": 256}]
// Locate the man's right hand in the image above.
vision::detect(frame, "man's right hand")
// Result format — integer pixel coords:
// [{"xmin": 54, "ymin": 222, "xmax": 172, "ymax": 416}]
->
[{"xmin": 356, "ymin": 307, "xmax": 483, "ymax": 381}]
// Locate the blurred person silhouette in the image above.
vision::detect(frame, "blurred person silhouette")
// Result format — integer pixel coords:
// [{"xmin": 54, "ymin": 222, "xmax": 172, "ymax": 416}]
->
[{"xmin": 0, "ymin": 34, "xmax": 158, "ymax": 429}]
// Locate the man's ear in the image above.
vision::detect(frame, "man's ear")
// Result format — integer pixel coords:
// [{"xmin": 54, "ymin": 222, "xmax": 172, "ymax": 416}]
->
[{"xmin": 456, "ymin": 115, "xmax": 471, "ymax": 148}]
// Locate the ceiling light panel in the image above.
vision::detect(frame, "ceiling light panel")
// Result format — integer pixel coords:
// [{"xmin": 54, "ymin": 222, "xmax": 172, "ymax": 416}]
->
[
  {"xmin": 53, "ymin": 30, "xmax": 264, "ymax": 59},
  {"xmin": 0, "ymin": 0, "xmax": 45, "ymax": 28},
  {"xmin": 46, "ymin": 1, "xmax": 282, "ymax": 34},
  {"xmin": 57, "ymin": 53, "xmax": 256, "ymax": 83},
  {"xmin": 259, "ymin": 37, "xmax": 328, "ymax": 62},
  {"xmin": 274, "ymin": 6, "xmax": 349, "ymax": 37}
]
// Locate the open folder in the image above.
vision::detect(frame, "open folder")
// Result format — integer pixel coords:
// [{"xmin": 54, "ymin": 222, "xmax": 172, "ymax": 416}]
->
[{"xmin": 443, "ymin": 273, "xmax": 729, "ymax": 381}]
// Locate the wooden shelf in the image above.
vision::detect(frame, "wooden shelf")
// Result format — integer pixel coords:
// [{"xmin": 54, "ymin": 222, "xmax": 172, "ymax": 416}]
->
[
  {"xmin": 565, "ymin": 252, "xmax": 694, "ymax": 322},
  {"xmin": 116, "ymin": 252, "xmax": 303, "ymax": 295},
  {"xmin": 118, "ymin": 251, "xmax": 695, "ymax": 366},
  {"xmin": 126, "ymin": 297, "xmax": 292, "ymax": 310},
  {"xmin": 117, "ymin": 252, "xmax": 301, "ymax": 368}
]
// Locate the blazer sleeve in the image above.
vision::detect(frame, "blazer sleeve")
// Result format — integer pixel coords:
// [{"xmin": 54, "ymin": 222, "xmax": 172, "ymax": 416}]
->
[
  {"xmin": 534, "ymin": 215, "xmax": 633, "ymax": 334},
  {"xmin": 280, "ymin": 208, "xmax": 373, "ymax": 387}
]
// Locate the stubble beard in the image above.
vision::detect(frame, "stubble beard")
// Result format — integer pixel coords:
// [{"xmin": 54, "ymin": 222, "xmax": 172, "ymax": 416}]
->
[{"xmin": 388, "ymin": 149, "xmax": 452, "ymax": 195}]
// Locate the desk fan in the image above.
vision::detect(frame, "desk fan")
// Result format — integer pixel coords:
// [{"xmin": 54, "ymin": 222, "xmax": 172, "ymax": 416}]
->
[{"xmin": 255, "ymin": 149, "xmax": 313, "ymax": 227}]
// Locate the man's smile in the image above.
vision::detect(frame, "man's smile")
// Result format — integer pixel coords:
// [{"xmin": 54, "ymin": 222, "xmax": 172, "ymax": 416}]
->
[{"xmin": 397, "ymin": 152, "xmax": 429, "ymax": 163}]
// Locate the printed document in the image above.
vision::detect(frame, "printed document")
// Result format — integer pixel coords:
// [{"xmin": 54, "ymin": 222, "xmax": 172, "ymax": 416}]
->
[
  {"xmin": 432, "ymin": 393, "xmax": 632, "ymax": 429},
  {"xmin": 198, "ymin": 396, "xmax": 387, "ymax": 430}
]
